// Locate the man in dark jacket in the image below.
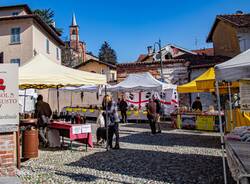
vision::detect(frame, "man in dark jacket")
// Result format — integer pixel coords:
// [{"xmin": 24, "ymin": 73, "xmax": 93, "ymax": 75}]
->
[
  {"xmin": 192, "ymin": 96, "xmax": 202, "ymax": 111},
  {"xmin": 119, "ymin": 96, "xmax": 128, "ymax": 123},
  {"xmin": 146, "ymin": 98, "xmax": 157, "ymax": 134},
  {"xmin": 35, "ymin": 95, "xmax": 52, "ymax": 147},
  {"xmin": 153, "ymin": 95, "xmax": 162, "ymax": 133}
]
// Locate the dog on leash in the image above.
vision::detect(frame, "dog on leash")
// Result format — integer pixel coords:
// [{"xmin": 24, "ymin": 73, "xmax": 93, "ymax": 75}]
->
[
  {"xmin": 96, "ymin": 110, "xmax": 107, "ymax": 145},
  {"xmin": 96, "ymin": 110, "xmax": 105, "ymax": 128}
]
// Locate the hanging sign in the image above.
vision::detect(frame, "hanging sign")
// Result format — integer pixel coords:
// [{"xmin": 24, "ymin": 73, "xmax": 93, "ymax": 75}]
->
[
  {"xmin": 240, "ymin": 80, "xmax": 250, "ymax": 112},
  {"xmin": 0, "ymin": 64, "xmax": 19, "ymax": 126}
]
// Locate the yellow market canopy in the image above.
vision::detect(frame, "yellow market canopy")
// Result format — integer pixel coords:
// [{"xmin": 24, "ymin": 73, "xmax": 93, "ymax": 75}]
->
[
  {"xmin": 177, "ymin": 68, "xmax": 238, "ymax": 93},
  {"xmin": 177, "ymin": 68, "xmax": 215, "ymax": 93},
  {"xmin": 19, "ymin": 54, "xmax": 107, "ymax": 89}
]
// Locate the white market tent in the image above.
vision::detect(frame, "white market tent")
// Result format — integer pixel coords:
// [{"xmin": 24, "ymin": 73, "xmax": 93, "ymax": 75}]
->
[
  {"xmin": 214, "ymin": 49, "xmax": 250, "ymax": 184},
  {"xmin": 215, "ymin": 49, "xmax": 250, "ymax": 81},
  {"xmin": 19, "ymin": 54, "xmax": 107, "ymax": 89},
  {"xmin": 108, "ymin": 72, "xmax": 176, "ymax": 92}
]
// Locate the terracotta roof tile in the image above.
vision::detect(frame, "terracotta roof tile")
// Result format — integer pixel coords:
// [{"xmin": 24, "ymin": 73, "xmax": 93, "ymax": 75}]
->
[
  {"xmin": 175, "ymin": 54, "xmax": 230, "ymax": 68},
  {"xmin": 192, "ymin": 48, "xmax": 214, "ymax": 56},
  {"xmin": 0, "ymin": 4, "xmax": 32, "ymax": 14},
  {"xmin": 117, "ymin": 59, "xmax": 187, "ymax": 67},
  {"xmin": 136, "ymin": 54, "xmax": 148, "ymax": 62},
  {"xmin": 219, "ymin": 13, "xmax": 250, "ymax": 27}
]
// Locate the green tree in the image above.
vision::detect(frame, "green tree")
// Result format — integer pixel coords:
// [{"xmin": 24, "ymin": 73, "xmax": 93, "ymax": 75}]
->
[
  {"xmin": 33, "ymin": 9, "xmax": 63, "ymax": 34},
  {"xmin": 98, "ymin": 41, "xmax": 117, "ymax": 64}
]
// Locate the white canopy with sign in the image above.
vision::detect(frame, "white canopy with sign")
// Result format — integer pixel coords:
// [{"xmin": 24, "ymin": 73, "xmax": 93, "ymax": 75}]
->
[{"xmin": 215, "ymin": 49, "xmax": 250, "ymax": 81}]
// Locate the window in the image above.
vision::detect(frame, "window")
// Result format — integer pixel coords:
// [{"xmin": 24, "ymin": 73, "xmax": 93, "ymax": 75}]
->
[
  {"xmin": 10, "ymin": 27, "xmax": 20, "ymax": 44},
  {"xmin": 12, "ymin": 12, "xmax": 19, "ymax": 16},
  {"xmin": 10, "ymin": 59, "xmax": 20, "ymax": 66},
  {"xmin": 56, "ymin": 48, "xmax": 60, "ymax": 60},
  {"xmin": 111, "ymin": 73, "xmax": 115, "ymax": 81},
  {"xmin": 46, "ymin": 39, "xmax": 50, "ymax": 54},
  {"xmin": 239, "ymin": 39, "xmax": 247, "ymax": 52}
]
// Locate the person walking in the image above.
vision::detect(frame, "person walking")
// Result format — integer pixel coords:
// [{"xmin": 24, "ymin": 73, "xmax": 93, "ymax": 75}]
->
[
  {"xmin": 108, "ymin": 96, "xmax": 120, "ymax": 149},
  {"xmin": 35, "ymin": 95, "xmax": 52, "ymax": 147},
  {"xmin": 153, "ymin": 95, "xmax": 162, "ymax": 133},
  {"xmin": 119, "ymin": 96, "xmax": 128, "ymax": 123},
  {"xmin": 102, "ymin": 95, "xmax": 112, "ymax": 127},
  {"xmin": 146, "ymin": 98, "xmax": 157, "ymax": 134}
]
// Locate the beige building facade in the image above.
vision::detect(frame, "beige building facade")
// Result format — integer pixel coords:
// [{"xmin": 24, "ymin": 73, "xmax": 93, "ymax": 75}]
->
[
  {"xmin": 75, "ymin": 59, "xmax": 117, "ymax": 83},
  {"xmin": 0, "ymin": 4, "xmax": 64, "ymax": 66}
]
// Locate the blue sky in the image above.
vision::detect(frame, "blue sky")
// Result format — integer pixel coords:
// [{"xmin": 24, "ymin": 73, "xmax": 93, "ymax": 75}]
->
[{"xmin": 1, "ymin": 0, "xmax": 250, "ymax": 62}]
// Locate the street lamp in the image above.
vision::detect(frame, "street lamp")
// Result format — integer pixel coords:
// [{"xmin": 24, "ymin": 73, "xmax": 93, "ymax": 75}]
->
[{"xmin": 153, "ymin": 39, "xmax": 164, "ymax": 82}]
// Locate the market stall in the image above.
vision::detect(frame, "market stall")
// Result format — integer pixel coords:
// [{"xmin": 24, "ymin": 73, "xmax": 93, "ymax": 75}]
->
[
  {"xmin": 48, "ymin": 121, "xmax": 93, "ymax": 150},
  {"xmin": 58, "ymin": 73, "xmax": 177, "ymax": 121},
  {"xmin": 17, "ymin": 53, "xmax": 107, "ymax": 164},
  {"xmin": 215, "ymin": 49, "xmax": 250, "ymax": 184},
  {"xmin": 108, "ymin": 72, "xmax": 178, "ymax": 119},
  {"xmin": 173, "ymin": 68, "xmax": 225, "ymax": 131}
]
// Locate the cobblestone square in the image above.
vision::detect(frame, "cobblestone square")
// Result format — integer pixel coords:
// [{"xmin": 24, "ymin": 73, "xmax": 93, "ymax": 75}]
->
[{"xmin": 18, "ymin": 122, "xmax": 235, "ymax": 184}]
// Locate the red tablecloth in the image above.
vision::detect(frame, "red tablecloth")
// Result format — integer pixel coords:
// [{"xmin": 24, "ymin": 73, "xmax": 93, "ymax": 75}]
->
[{"xmin": 48, "ymin": 121, "xmax": 93, "ymax": 148}]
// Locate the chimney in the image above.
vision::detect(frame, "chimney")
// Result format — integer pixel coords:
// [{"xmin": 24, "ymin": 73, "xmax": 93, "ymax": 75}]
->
[
  {"xmin": 236, "ymin": 10, "xmax": 243, "ymax": 15},
  {"xmin": 51, "ymin": 21, "xmax": 56, "ymax": 27},
  {"xmin": 147, "ymin": 46, "xmax": 153, "ymax": 55}
]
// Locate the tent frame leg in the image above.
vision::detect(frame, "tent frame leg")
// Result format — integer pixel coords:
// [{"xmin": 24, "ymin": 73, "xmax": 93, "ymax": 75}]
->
[
  {"xmin": 228, "ymin": 83, "xmax": 233, "ymax": 131},
  {"xmin": 216, "ymin": 81, "xmax": 228, "ymax": 184},
  {"xmin": 105, "ymin": 85, "xmax": 109, "ymax": 151},
  {"xmin": 23, "ymin": 89, "xmax": 27, "ymax": 113},
  {"xmin": 57, "ymin": 86, "xmax": 60, "ymax": 115}
]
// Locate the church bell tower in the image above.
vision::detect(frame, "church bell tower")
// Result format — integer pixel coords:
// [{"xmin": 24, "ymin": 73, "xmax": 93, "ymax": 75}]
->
[{"xmin": 70, "ymin": 13, "xmax": 79, "ymax": 51}]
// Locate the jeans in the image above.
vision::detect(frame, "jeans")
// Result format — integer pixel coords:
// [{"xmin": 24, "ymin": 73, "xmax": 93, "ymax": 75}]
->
[
  {"xmin": 148, "ymin": 116, "xmax": 156, "ymax": 134},
  {"xmin": 121, "ymin": 110, "xmax": 127, "ymax": 123},
  {"xmin": 108, "ymin": 122, "xmax": 119, "ymax": 148},
  {"xmin": 39, "ymin": 127, "xmax": 48, "ymax": 144}
]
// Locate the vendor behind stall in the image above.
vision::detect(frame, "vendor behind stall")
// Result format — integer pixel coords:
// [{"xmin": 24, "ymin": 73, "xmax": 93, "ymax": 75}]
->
[{"xmin": 192, "ymin": 96, "xmax": 202, "ymax": 111}]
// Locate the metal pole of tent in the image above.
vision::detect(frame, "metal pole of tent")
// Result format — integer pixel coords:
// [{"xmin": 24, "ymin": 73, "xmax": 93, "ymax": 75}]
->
[
  {"xmin": 71, "ymin": 91, "xmax": 73, "ymax": 106},
  {"xmin": 228, "ymin": 83, "xmax": 234, "ymax": 131},
  {"xmin": 23, "ymin": 89, "xmax": 27, "ymax": 113},
  {"xmin": 57, "ymin": 86, "xmax": 59, "ymax": 115},
  {"xmin": 215, "ymin": 81, "xmax": 227, "ymax": 184},
  {"xmin": 105, "ymin": 85, "xmax": 109, "ymax": 151},
  {"xmin": 47, "ymin": 89, "xmax": 50, "ymax": 104}
]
